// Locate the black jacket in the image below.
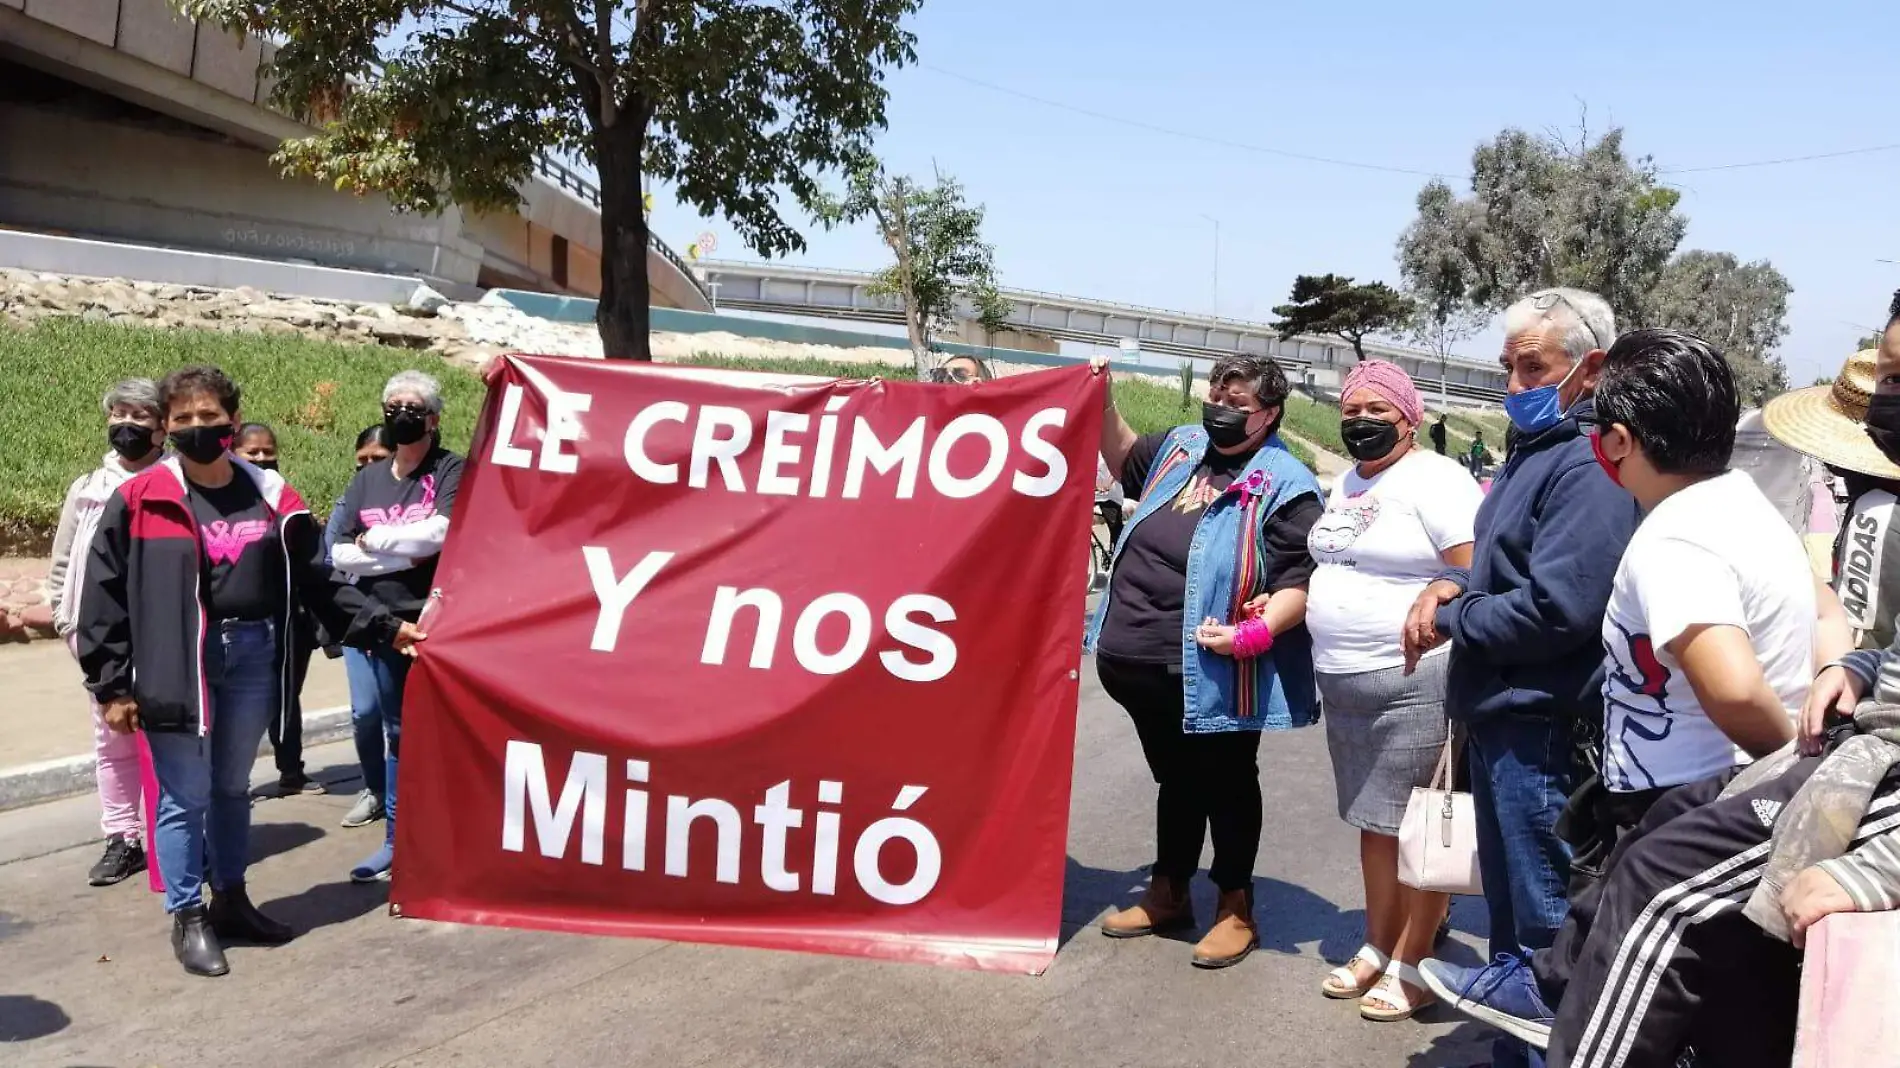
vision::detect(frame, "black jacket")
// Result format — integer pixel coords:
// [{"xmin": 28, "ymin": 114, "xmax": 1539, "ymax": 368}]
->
[{"xmin": 77, "ymin": 457, "xmax": 397, "ymax": 734}]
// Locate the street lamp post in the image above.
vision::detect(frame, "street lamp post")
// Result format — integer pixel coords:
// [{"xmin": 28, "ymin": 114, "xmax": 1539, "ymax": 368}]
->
[{"xmin": 1199, "ymin": 214, "xmax": 1220, "ymax": 322}]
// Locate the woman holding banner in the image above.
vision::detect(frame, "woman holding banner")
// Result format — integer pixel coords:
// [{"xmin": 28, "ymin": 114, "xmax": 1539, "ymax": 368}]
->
[
  {"xmin": 1085, "ymin": 354, "xmax": 1323, "ymax": 969},
  {"xmin": 328, "ymin": 371, "xmax": 464, "ymax": 885},
  {"xmin": 1303, "ymin": 361, "xmax": 1480, "ymax": 1021}
]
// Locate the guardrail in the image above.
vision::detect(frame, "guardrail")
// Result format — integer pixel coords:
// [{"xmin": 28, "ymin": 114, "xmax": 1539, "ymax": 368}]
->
[
  {"xmin": 699, "ymin": 258, "xmax": 1501, "ymax": 375},
  {"xmin": 530, "ymin": 156, "xmax": 713, "ymax": 308}
]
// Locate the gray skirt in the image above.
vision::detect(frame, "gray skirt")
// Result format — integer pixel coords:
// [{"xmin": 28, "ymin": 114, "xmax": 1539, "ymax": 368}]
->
[{"xmin": 1316, "ymin": 653, "xmax": 1451, "ymax": 835}]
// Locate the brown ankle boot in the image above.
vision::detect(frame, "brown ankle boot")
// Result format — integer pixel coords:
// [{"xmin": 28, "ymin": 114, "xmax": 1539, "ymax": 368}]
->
[
  {"xmin": 1100, "ymin": 875, "xmax": 1193, "ymax": 939},
  {"xmin": 1191, "ymin": 887, "xmax": 1258, "ymax": 968}
]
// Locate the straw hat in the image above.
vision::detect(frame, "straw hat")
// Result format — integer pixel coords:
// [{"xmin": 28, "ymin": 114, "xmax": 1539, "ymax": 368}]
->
[{"xmin": 1761, "ymin": 349, "xmax": 1900, "ymax": 479}]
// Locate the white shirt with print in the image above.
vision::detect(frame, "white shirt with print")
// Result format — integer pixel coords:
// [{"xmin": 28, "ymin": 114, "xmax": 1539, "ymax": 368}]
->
[
  {"xmin": 1600, "ymin": 470, "xmax": 1816, "ymax": 793},
  {"xmin": 1307, "ymin": 449, "xmax": 1484, "ymax": 674}
]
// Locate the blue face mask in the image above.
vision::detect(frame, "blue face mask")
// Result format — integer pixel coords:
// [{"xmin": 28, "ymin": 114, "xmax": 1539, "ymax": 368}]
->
[{"xmin": 1502, "ymin": 359, "xmax": 1585, "ymax": 434}]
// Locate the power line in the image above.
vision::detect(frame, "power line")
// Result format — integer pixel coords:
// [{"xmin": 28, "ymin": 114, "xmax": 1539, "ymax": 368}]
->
[
  {"xmin": 920, "ymin": 63, "xmax": 1900, "ymax": 180},
  {"xmin": 1659, "ymin": 144, "xmax": 1900, "ymax": 174},
  {"xmin": 918, "ymin": 64, "xmax": 1453, "ymax": 179}
]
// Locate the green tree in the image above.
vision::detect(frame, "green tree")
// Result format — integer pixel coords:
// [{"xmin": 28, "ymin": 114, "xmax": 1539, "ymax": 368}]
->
[
  {"xmin": 1856, "ymin": 334, "xmax": 1884, "ymax": 352},
  {"xmin": 1270, "ymin": 274, "xmax": 1415, "ymax": 361},
  {"xmin": 1407, "ymin": 295, "xmax": 1490, "ymax": 406},
  {"xmin": 834, "ymin": 164, "xmax": 1010, "ymax": 375},
  {"xmin": 1396, "ymin": 180, "xmax": 1491, "ymax": 400},
  {"xmin": 180, "ymin": 0, "xmax": 922, "ymax": 361},
  {"xmin": 1395, "ymin": 128, "xmax": 1687, "ymax": 328},
  {"xmin": 1637, "ymin": 250, "xmax": 1793, "ymax": 404}
]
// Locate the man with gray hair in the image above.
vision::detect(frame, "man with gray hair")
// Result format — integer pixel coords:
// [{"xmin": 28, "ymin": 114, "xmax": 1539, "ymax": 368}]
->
[
  {"xmin": 48, "ymin": 379, "xmax": 168, "ymax": 888},
  {"xmin": 1400, "ymin": 288, "xmax": 1640, "ymax": 1068},
  {"xmin": 329, "ymin": 369, "xmax": 464, "ymax": 884}
]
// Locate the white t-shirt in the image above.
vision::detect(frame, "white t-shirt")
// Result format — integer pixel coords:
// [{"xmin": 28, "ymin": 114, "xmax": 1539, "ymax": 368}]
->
[
  {"xmin": 1600, "ymin": 470, "xmax": 1816, "ymax": 793},
  {"xmin": 1306, "ymin": 449, "xmax": 1484, "ymax": 674}
]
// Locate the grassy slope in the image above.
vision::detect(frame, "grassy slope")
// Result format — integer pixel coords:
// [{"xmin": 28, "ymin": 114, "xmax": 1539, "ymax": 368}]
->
[
  {"xmin": 0, "ymin": 318, "xmax": 484, "ymax": 547},
  {"xmin": 3, "ymin": 320, "xmax": 1316, "ymax": 548}
]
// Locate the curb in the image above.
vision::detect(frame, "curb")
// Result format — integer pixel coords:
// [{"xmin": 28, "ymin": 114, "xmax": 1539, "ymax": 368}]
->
[{"xmin": 0, "ymin": 704, "xmax": 352, "ymax": 813}]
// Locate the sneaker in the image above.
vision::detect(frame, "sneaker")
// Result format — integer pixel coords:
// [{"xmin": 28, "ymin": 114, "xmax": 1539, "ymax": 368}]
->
[
  {"xmin": 87, "ymin": 833, "xmax": 147, "ymax": 887},
  {"xmin": 340, "ymin": 790, "xmax": 384, "ymax": 829},
  {"xmin": 1418, "ymin": 955, "xmax": 1555, "ymax": 1050},
  {"xmin": 350, "ymin": 842, "xmax": 394, "ymax": 883}
]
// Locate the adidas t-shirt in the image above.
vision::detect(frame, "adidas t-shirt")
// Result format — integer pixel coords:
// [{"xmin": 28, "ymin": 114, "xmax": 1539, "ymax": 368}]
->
[{"xmin": 1600, "ymin": 471, "xmax": 1815, "ymax": 792}]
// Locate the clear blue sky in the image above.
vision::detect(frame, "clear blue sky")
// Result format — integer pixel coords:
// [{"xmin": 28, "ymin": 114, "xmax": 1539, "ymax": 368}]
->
[{"xmin": 648, "ymin": 0, "xmax": 1899, "ymax": 386}]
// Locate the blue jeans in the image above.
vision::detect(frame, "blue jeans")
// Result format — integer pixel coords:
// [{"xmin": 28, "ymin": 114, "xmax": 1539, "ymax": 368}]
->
[
  {"xmin": 146, "ymin": 620, "xmax": 281, "ymax": 914},
  {"xmin": 1468, "ymin": 711, "xmax": 1575, "ymax": 1068},
  {"xmin": 349, "ymin": 644, "xmax": 411, "ymax": 839},
  {"xmin": 343, "ymin": 648, "xmax": 386, "ymax": 799}
]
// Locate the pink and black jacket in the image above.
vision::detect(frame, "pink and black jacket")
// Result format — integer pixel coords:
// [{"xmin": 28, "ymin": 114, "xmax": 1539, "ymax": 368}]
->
[{"xmin": 76, "ymin": 455, "xmax": 398, "ymax": 735}]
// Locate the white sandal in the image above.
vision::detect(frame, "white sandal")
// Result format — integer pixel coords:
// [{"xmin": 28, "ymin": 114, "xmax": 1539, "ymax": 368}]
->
[
  {"xmin": 1321, "ymin": 943, "xmax": 1390, "ymax": 999},
  {"xmin": 1359, "ymin": 961, "xmax": 1436, "ymax": 1022}
]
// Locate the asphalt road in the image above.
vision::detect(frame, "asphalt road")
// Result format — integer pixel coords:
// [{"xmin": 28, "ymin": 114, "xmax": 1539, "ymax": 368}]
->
[{"xmin": 0, "ymin": 659, "xmax": 1492, "ymax": 1067}]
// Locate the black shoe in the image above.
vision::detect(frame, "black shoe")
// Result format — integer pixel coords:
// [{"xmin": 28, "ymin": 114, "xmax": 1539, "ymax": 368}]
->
[
  {"xmin": 260, "ymin": 771, "xmax": 323, "ymax": 798},
  {"xmin": 208, "ymin": 882, "xmax": 295, "ymax": 945},
  {"xmin": 171, "ymin": 905, "xmax": 230, "ymax": 977},
  {"xmin": 87, "ymin": 833, "xmax": 147, "ymax": 887}
]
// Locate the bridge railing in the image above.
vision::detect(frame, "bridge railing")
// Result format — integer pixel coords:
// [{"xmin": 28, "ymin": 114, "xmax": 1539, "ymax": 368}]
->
[
  {"xmin": 532, "ymin": 157, "xmax": 712, "ymax": 308},
  {"xmin": 701, "ymin": 259, "xmax": 1504, "ymax": 377}
]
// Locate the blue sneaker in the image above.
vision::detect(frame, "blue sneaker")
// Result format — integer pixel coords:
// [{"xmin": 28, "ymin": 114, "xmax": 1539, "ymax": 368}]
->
[
  {"xmin": 1418, "ymin": 954, "xmax": 1554, "ymax": 1050},
  {"xmin": 350, "ymin": 842, "xmax": 393, "ymax": 883}
]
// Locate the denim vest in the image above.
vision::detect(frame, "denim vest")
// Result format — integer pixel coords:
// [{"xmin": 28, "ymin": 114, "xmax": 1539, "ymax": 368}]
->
[{"xmin": 1085, "ymin": 426, "xmax": 1321, "ymax": 734}]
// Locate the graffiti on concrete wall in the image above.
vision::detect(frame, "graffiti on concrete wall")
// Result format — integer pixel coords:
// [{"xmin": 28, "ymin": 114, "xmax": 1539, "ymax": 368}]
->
[{"xmin": 220, "ymin": 226, "xmax": 359, "ymax": 260}]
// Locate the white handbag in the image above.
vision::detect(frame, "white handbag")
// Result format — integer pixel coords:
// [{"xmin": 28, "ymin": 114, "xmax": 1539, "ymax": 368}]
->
[{"xmin": 1398, "ymin": 733, "xmax": 1482, "ymax": 896}]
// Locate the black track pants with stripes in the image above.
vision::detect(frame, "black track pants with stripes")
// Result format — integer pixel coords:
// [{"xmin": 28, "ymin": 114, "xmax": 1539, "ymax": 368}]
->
[{"xmin": 1545, "ymin": 759, "xmax": 1825, "ymax": 1068}]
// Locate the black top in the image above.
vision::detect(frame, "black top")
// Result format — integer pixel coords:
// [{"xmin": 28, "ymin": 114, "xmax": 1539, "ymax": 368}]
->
[
  {"xmin": 1096, "ymin": 432, "xmax": 1321, "ymax": 665},
  {"xmin": 332, "ymin": 447, "xmax": 464, "ymax": 620},
  {"xmin": 186, "ymin": 475, "xmax": 286, "ymax": 622}
]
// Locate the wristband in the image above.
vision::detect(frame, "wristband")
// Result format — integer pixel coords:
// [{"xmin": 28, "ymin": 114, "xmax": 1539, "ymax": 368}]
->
[{"xmin": 1231, "ymin": 617, "xmax": 1274, "ymax": 660}]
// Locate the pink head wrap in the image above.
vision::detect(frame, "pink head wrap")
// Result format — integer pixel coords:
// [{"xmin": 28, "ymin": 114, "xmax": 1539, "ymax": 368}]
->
[{"xmin": 1341, "ymin": 359, "xmax": 1424, "ymax": 427}]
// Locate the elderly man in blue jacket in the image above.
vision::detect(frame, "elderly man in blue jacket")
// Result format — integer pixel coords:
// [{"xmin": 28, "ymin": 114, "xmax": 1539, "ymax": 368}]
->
[{"xmin": 1401, "ymin": 288, "xmax": 1640, "ymax": 1068}]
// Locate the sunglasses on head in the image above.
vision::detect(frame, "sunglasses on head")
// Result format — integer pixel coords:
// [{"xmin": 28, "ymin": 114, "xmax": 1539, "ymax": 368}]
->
[
  {"xmin": 1531, "ymin": 291, "xmax": 1606, "ymax": 351},
  {"xmin": 926, "ymin": 365, "xmax": 982, "ymax": 385}
]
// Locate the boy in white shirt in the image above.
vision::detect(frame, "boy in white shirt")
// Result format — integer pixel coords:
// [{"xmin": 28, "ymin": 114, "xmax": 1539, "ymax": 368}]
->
[
  {"xmin": 1586, "ymin": 330, "xmax": 1847, "ymax": 812},
  {"xmin": 1423, "ymin": 327, "xmax": 1853, "ymax": 1055}
]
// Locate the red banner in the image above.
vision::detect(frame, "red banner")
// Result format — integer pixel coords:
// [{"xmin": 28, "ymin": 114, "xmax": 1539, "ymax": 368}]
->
[{"xmin": 392, "ymin": 355, "xmax": 1103, "ymax": 974}]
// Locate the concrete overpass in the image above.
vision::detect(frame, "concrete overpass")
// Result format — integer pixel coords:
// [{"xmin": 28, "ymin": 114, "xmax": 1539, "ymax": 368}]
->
[
  {"xmin": 700, "ymin": 260, "xmax": 1507, "ymax": 401},
  {"xmin": 0, "ymin": 0, "xmax": 710, "ymax": 310}
]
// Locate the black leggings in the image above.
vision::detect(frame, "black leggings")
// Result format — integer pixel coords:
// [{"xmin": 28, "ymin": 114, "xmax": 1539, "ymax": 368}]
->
[{"xmin": 1097, "ymin": 653, "xmax": 1262, "ymax": 891}]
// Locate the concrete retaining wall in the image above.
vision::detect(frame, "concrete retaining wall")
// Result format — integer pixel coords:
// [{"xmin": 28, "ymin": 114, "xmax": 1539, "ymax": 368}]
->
[
  {"xmin": 0, "ymin": 101, "xmax": 487, "ymax": 284},
  {"xmin": 0, "ymin": 230, "xmax": 482, "ymax": 305}
]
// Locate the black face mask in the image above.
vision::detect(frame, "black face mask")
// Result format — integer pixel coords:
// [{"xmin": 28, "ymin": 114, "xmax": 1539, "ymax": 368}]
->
[
  {"xmin": 169, "ymin": 424, "xmax": 233, "ymax": 465},
  {"xmin": 1340, "ymin": 417, "xmax": 1403, "ymax": 462},
  {"xmin": 385, "ymin": 409, "xmax": 431, "ymax": 447},
  {"xmin": 1201, "ymin": 402, "xmax": 1257, "ymax": 450},
  {"xmin": 250, "ymin": 458, "xmax": 280, "ymax": 472},
  {"xmin": 1866, "ymin": 395, "xmax": 1900, "ymax": 466},
  {"xmin": 108, "ymin": 423, "xmax": 157, "ymax": 463}
]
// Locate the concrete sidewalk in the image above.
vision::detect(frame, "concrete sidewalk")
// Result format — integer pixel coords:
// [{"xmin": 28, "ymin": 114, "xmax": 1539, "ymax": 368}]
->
[{"xmin": 0, "ymin": 642, "xmax": 354, "ymax": 810}]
